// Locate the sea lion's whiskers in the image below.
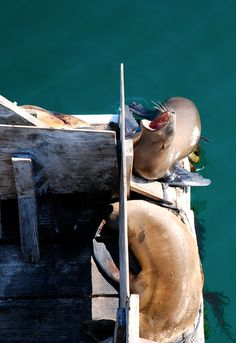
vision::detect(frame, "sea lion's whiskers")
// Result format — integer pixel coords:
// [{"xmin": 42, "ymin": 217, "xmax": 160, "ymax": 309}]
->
[
  {"xmin": 163, "ymin": 101, "xmax": 170, "ymax": 112},
  {"xmin": 151, "ymin": 101, "xmax": 162, "ymax": 111},
  {"xmin": 159, "ymin": 101, "xmax": 169, "ymax": 112},
  {"xmin": 152, "ymin": 100, "xmax": 165, "ymax": 112},
  {"xmin": 158, "ymin": 100, "xmax": 167, "ymax": 112}
]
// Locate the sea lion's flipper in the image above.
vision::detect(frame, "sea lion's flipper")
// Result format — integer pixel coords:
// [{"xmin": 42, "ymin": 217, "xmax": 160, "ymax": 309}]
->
[
  {"xmin": 93, "ymin": 238, "xmax": 120, "ymax": 283},
  {"xmin": 166, "ymin": 165, "xmax": 211, "ymax": 187},
  {"xmin": 93, "ymin": 219, "xmax": 141, "ymax": 282},
  {"xmin": 129, "ymin": 102, "xmax": 156, "ymax": 119},
  {"xmin": 125, "ymin": 105, "xmax": 140, "ymax": 138}
]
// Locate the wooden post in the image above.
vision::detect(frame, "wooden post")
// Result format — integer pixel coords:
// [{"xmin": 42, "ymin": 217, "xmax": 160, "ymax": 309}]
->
[
  {"xmin": 125, "ymin": 139, "xmax": 133, "ymax": 199},
  {"xmin": 118, "ymin": 62, "xmax": 130, "ymax": 308},
  {"xmin": 114, "ymin": 63, "xmax": 131, "ymax": 343},
  {"xmin": 127, "ymin": 295, "xmax": 139, "ymax": 342},
  {"xmin": 11, "ymin": 156, "xmax": 40, "ymax": 262}
]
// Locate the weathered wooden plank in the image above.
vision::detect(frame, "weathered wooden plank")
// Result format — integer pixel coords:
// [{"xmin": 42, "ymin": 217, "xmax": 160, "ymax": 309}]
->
[
  {"xmin": 12, "ymin": 157, "xmax": 40, "ymax": 262},
  {"xmin": 131, "ymin": 175, "xmax": 166, "ymax": 203},
  {"xmin": 0, "ymin": 298, "xmax": 94, "ymax": 343},
  {"xmin": 17, "ymin": 197, "xmax": 39, "ymax": 261},
  {"xmin": 0, "ymin": 201, "xmax": 2, "ymax": 239},
  {"xmin": 0, "ymin": 245, "xmax": 119, "ymax": 299},
  {"xmin": 92, "ymin": 297, "xmax": 119, "ymax": 321},
  {"xmin": 118, "ymin": 63, "xmax": 130, "ymax": 308},
  {"xmin": 91, "ymin": 257, "xmax": 118, "ymax": 296},
  {"xmin": 125, "ymin": 139, "xmax": 133, "ymax": 199},
  {"xmin": 73, "ymin": 114, "xmax": 118, "ymax": 124},
  {"xmin": 0, "ymin": 125, "xmax": 118, "ymax": 199},
  {"xmin": 0, "ymin": 95, "xmax": 49, "ymax": 127},
  {"xmin": 0, "ymin": 193, "xmax": 114, "ymax": 245},
  {"xmin": 127, "ymin": 295, "xmax": 139, "ymax": 343},
  {"xmin": 113, "ymin": 64, "xmax": 129, "ymax": 343},
  {"xmin": 11, "ymin": 157, "xmax": 36, "ymax": 198},
  {"xmin": 0, "ymin": 244, "xmax": 92, "ymax": 298},
  {"xmin": 165, "ymin": 160, "xmax": 205, "ymax": 343}
]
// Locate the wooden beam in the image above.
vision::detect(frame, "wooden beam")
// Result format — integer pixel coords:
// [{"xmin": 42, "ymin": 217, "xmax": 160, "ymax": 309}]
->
[
  {"xmin": 127, "ymin": 295, "xmax": 139, "ymax": 342},
  {"xmin": 0, "ymin": 298, "xmax": 92, "ymax": 343},
  {"xmin": 12, "ymin": 156, "xmax": 40, "ymax": 262},
  {"xmin": 0, "ymin": 245, "xmax": 92, "ymax": 298},
  {"xmin": 0, "ymin": 125, "xmax": 118, "ymax": 199},
  {"xmin": 118, "ymin": 63, "xmax": 130, "ymax": 308},
  {"xmin": 0, "ymin": 95, "xmax": 49, "ymax": 127},
  {"xmin": 114, "ymin": 63, "xmax": 131, "ymax": 343},
  {"xmin": 125, "ymin": 139, "xmax": 133, "ymax": 199},
  {"xmin": 131, "ymin": 175, "xmax": 168, "ymax": 203},
  {"xmin": 0, "ymin": 201, "xmax": 2, "ymax": 239}
]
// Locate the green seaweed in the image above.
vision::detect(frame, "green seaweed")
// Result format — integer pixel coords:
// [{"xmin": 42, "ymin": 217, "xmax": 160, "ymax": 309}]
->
[
  {"xmin": 204, "ymin": 290, "xmax": 236, "ymax": 343},
  {"xmin": 204, "ymin": 305, "xmax": 211, "ymax": 340},
  {"xmin": 194, "ymin": 212, "xmax": 236, "ymax": 342}
]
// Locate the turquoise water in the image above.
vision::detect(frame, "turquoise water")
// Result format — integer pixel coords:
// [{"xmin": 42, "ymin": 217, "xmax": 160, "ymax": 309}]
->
[{"xmin": 1, "ymin": 1, "xmax": 236, "ymax": 341}]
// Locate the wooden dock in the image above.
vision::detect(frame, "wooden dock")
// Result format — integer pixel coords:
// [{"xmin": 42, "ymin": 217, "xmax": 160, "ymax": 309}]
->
[
  {"xmin": 0, "ymin": 93, "xmax": 120, "ymax": 342},
  {"xmin": 0, "ymin": 67, "xmax": 205, "ymax": 343}
]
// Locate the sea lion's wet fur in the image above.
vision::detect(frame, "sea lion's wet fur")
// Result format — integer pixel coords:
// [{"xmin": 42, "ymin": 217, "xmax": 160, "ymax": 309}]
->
[
  {"xmin": 133, "ymin": 97, "xmax": 201, "ymax": 180},
  {"xmin": 104, "ymin": 200, "xmax": 203, "ymax": 342},
  {"xmin": 20, "ymin": 105, "xmax": 89, "ymax": 128}
]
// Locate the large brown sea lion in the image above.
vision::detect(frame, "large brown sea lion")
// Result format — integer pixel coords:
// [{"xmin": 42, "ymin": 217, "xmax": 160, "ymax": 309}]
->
[
  {"xmin": 94, "ymin": 200, "xmax": 203, "ymax": 342},
  {"xmin": 20, "ymin": 104, "xmax": 89, "ymax": 128},
  {"xmin": 128, "ymin": 97, "xmax": 210, "ymax": 186}
]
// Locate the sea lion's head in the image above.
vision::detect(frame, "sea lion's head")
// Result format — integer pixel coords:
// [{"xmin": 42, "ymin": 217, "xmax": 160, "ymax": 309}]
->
[
  {"xmin": 140, "ymin": 109, "xmax": 176, "ymax": 150},
  {"xmin": 133, "ymin": 109, "xmax": 176, "ymax": 179}
]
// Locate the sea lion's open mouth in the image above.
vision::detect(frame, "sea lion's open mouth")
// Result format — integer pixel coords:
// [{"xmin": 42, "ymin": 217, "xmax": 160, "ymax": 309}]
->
[
  {"xmin": 142, "ymin": 111, "xmax": 174, "ymax": 131},
  {"xmin": 149, "ymin": 111, "xmax": 170, "ymax": 130}
]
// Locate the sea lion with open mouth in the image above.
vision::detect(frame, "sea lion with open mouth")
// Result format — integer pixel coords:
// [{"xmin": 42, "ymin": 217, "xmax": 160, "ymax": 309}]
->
[{"xmin": 128, "ymin": 97, "xmax": 211, "ymax": 186}]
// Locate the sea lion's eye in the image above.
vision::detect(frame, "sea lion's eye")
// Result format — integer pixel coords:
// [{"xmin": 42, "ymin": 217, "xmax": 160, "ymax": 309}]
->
[{"xmin": 167, "ymin": 127, "xmax": 174, "ymax": 136}]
